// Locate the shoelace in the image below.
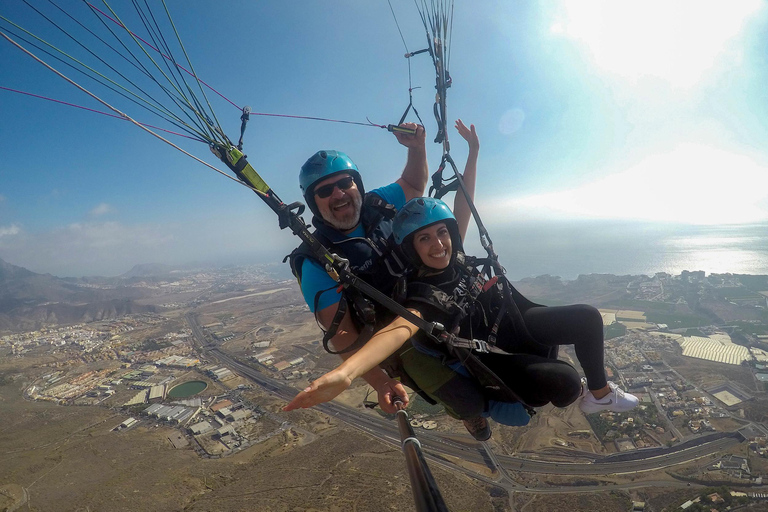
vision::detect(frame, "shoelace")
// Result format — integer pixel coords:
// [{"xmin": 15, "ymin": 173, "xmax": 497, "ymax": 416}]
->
[{"xmin": 608, "ymin": 382, "xmax": 626, "ymax": 398}]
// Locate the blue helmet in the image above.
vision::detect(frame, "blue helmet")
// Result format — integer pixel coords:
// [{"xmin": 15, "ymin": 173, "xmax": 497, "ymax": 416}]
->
[
  {"xmin": 299, "ymin": 150, "xmax": 364, "ymax": 217},
  {"xmin": 393, "ymin": 197, "xmax": 462, "ymax": 267}
]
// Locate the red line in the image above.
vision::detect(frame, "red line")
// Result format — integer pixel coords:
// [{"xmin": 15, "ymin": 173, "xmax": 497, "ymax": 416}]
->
[
  {"xmin": 0, "ymin": 85, "xmax": 199, "ymax": 140},
  {"xmin": 60, "ymin": 4, "xmax": 401, "ymax": 134},
  {"xmin": 85, "ymin": 1, "xmax": 241, "ymax": 111},
  {"xmin": 57, "ymin": 5, "xmax": 388, "ymax": 130}
]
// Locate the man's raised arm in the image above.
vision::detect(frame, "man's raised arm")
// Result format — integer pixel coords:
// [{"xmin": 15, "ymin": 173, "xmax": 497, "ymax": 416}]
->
[{"xmin": 393, "ymin": 122, "xmax": 428, "ymax": 202}]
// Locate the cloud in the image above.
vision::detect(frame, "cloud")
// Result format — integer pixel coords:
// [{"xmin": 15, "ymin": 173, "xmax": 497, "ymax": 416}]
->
[
  {"xmin": 0, "ymin": 212, "xmax": 294, "ymax": 277},
  {"xmin": 486, "ymin": 144, "xmax": 768, "ymax": 225},
  {"xmin": 89, "ymin": 203, "xmax": 115, "ymax": 216},
  {"xmin": 0, "ymin": 225, "xmax": 20, "ymax": 237},
  {"xmin": 0, "ymin": 194, "xmax": 5, "ymax": 202}
]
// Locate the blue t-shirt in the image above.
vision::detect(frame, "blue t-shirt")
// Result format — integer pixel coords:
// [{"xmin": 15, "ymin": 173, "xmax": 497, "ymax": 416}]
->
[{"xmin": 300, "ymin": 182, "xmax": 406, "ymax": 312}]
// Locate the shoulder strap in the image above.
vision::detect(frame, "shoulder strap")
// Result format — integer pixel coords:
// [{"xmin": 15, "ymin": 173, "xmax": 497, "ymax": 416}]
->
[
  {"xmin": 320, "ymin": 287, "xmax": 379, "ymax": 355},
  {"xmin": 283, "ymin": 229, "xmax": 334, "ymax": 284}
]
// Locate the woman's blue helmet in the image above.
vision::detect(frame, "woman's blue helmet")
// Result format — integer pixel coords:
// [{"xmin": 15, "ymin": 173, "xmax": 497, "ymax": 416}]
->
[
  {"xmin": 299, "ymin": 150, "xmax": 364, "ymax": 217},
  {"xmin": 393, "ymin": 197, "xmax": 462, "ymax": 267}
]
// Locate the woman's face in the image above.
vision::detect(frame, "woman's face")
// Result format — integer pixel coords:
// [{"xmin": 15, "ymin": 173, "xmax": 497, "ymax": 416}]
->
[{"xmin": 412, "ymin": 222, "xmax": 452, "ymax": 270}]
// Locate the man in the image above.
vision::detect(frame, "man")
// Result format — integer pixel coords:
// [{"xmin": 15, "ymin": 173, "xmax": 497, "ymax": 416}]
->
[{"xmin": 288, "ymin": 123, "xmax": 427, "ymax": 414}]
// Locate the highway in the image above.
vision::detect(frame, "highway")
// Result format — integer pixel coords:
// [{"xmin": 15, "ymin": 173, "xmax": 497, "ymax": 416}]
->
[{"xmin": 185, "ymin": 312, "xmax": 761, "ymax": 493}]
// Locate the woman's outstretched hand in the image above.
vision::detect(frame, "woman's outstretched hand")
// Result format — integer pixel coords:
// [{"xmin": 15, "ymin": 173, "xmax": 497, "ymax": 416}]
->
[
  {"xmin": 455, "ymin": 119, "xmax": 479, "ymax": 152},
  {"xmin": 283, "ymin": 369, "xmax": 353, "ymax": 411}
]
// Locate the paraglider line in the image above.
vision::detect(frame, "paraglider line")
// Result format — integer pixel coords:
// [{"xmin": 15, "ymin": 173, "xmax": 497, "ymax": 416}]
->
[
  {"xmin": 85, "ymin": 1, "xmax": 241, "ymax": 111},
  {"xmin": 0, "ymin": 29, "xmax": 254, "ymax": 190},
  {"xmin": 0, "ymin": 85, "xmax": 201, "ymax": 140}
]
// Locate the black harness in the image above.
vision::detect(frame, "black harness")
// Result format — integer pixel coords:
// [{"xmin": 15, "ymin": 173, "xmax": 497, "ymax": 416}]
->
[
  {"xmin": 405, "ymin": 253, "xmax": 555, "ymax": 409},
  {"xmin": 286, "ymin": 193, "xmax": 408, "ymax": 354}
]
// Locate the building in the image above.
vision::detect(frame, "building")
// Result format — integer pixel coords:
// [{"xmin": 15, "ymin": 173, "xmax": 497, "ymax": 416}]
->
[
  {"xmin": 189, "ymin": 421, "xmax": 214, "ymax": 435},
  {"xmin": 148, "ymin": 385, "xmax": 166, "ymax": 402},
  {"xmin": 226, "ymin": 409, "xmax": 251, "ymax": 422},
  {"xmin": 114, "ymin": 417, "xmax": 138, "ymax": 430},
  {"xmin": 210, "ymin": 399, "xmax": 233, "ymax": 412}
]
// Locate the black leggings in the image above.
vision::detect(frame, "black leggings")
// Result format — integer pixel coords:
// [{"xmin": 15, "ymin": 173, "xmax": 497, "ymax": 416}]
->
[
  {"xmin": 423, "ymin": 304, "xmax": 607, "ymax": 414},
  {"xmin": 522, "ymin": 304, "xmax": 608, "ymax": 391},
  {"xmin": 479, "ymin": 352, "xmax": 581, "ymax": 408},
  {"xmin": 476, "ymin": 304, "xmax": 606, "ymax": 409}
]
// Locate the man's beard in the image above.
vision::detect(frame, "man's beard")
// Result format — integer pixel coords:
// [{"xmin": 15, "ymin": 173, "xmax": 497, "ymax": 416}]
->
[{"xmin": 319, "ymin": 192, "xmax": 363, "ymax": 231}]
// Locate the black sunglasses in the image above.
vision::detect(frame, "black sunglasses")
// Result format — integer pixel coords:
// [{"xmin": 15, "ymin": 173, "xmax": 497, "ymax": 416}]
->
[{"xmin": 314, "ymin": 176, "xmax": 355, "ymax": 198}]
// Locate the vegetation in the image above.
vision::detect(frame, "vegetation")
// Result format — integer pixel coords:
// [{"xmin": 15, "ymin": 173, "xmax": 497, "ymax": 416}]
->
[
  {"xmin": 604, "ymin": 323, "xmax": 627, "ymax": 340},
  {"xmin": 585, "ymin": 405, "xmax": 662, "ymax": 444},
  {"xmin": 645, "ymin": 312, "xmax": 709, "ymax": 328},
  {"xmin": 732, "ymin": 321, "xmax": 768, "ymax": 335},
  {"xmin": 728, "ymin": 275, "xmax": 768, "ymax": 292},
  {"xmin": 141, "ymin": 338, "xmax": 171, "ymax": 352},
  {"xmin": 714, "ymin": 287, "xmax": 762, "ymax": 300},
  {"xmin": 585, "ymin": 413, "xmax": 612, "ymax": 439},
  {"xmin": 675, "ymin": 486, "xmax": 750, "ymax": 511},
  {"xmin": 406, "ymin": 394, "xmax": 446, "ymax": 416},
  {"xmin": 613, "ymin": 299, "xmax": 673, "ymax": 313}
]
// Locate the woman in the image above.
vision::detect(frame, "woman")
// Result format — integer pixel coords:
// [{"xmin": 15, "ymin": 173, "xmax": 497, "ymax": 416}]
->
[{"xmin": 285, "ymin": 122, "xmax": 638, "ymax": 440}]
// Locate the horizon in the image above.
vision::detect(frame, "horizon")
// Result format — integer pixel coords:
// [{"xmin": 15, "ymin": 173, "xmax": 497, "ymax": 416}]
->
[
  {"xmin": 2, "ymin": 1, "xmax": 768, "ymax": 277},
  {"xmin": 3, "ymin": 217, "xmax": 768, "ymax": 281}
]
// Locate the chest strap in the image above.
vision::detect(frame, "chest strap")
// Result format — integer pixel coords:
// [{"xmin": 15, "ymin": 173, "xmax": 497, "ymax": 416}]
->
[{"xmin": 436, "ymin": 332, "xmax": 509, "ymax": 355}]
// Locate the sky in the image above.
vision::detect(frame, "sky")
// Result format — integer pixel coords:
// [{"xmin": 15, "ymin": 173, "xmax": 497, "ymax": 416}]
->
[{"xmin": 1, "ymin": 1, "xmax": 768, "ymax": 278}]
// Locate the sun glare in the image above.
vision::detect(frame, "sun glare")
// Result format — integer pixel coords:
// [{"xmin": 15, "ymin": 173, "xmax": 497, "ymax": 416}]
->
[
  {"xmin": 508, "ymin": 144, "xmax": 768, "ymax": 225},
  {"xmin": 551, "ymin": 0, "xmax": 762, "ymax": 87}
]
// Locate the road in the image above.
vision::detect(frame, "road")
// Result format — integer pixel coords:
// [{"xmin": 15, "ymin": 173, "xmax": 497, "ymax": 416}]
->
[{"xmin": 185, "ymin": 312, "xmax": 762, "ymax": 494}]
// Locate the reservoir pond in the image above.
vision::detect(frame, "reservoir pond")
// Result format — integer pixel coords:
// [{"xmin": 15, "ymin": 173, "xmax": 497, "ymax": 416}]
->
[{"xmin": 167, "ymin": 380, "xmax": 207, "ymax": 398}]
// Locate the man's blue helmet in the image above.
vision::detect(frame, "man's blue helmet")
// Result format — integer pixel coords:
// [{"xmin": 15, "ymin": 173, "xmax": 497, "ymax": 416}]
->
[
  {"xmin": 393, "ymin": 197, "xmax": 462, "ymax": 267},
  {"xmin": 299, "ymin": 150, "xmax": 364, "ymax": 217}
]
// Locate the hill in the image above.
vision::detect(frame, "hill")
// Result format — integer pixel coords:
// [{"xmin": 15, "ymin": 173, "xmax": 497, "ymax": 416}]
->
[{"xmin": 0, "ymin": 257, "xmax": 157, "ymax": 332}]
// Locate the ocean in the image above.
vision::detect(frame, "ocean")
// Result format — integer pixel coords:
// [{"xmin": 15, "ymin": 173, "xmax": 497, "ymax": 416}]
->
[{"xmin": 469, "ymin": 221, "xmax": 768, "ymax": 281}]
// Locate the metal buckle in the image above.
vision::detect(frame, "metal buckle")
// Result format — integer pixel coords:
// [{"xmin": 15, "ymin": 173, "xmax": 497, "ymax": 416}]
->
[{"xmin": 471, "ymin": 339, "xmax": 489, "ymax": 353}]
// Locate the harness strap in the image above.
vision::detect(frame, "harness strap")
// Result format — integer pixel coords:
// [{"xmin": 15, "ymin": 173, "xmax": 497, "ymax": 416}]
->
[
  {"xmin": 428, "ymin": 157, "xmax": 461, "ymax": 199},
  {"xmin": 316, "ymin": 284, "xmax": 345, "ymax": 353},
  {"xmin": 487, "ymin": 299, "xmax": 506, "ymax": 347},
  {"xmin": 438, "ymin": 333, "xmax": 508, "ymax": 355},
  {"xmin": 319, "ymin": 285, "xmax": 381, "ymax": 356},
  {"xmin": 397, "ymin": 93, "xmax": 425, "ymax": 128},
  {"xmin": 444, "ymin": 253, "xmax": 488, "ymax": 334}
]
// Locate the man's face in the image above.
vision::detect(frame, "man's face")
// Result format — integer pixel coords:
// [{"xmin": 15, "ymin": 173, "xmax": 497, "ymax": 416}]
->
[{"xmin": 313, "ymin": 174, "xmax": 363, "ymax": 232}]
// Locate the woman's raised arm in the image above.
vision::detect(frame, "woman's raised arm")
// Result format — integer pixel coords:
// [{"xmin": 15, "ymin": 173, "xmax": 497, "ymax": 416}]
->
[{"xmin": 452, "ymin": 119, "xmax": 479, "ymax": 242}]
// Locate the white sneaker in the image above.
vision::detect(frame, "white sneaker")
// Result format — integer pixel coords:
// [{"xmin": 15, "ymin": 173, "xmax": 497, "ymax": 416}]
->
[{"xmin": 580, "ymin": 381, "xmax": 639, "ymax": 414}]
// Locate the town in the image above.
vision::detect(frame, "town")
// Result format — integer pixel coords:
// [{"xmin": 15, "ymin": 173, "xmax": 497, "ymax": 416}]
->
[{"xmin": 2, "ymin": 266, "xmax": 768, "ymax": 511}]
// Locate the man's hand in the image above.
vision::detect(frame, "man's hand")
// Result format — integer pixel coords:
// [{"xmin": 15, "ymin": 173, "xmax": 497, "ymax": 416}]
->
[
  {"xmin": 376, "ymin": 378, "xmax": 410, "ymax": 414},
  {"xmin": 283, "ymin": 369, "xmax": 352, "ymax": 411},
  {"xmin": 394, "ymin": 122, "xmax": 426, "ymax": 150},
  {"xmin": 396, "ymin": 122, "xmax": 429, "ymax": 201}
]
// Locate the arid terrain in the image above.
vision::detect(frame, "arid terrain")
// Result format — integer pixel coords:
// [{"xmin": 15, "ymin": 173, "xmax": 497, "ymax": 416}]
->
[{"xmin": 3, "ymin": 267, "xmax": 768, "ymax": 511}]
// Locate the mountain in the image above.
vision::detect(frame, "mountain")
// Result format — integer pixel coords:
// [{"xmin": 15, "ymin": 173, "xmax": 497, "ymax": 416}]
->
[
  {"xmin": 0, "ymin": 257, "xmax": 156, "ymax": 332},
  {"xmin": 120, "ymin": 263, "xmax": 184, "ymax": 279},
  {"xmin": 0, "ymin": 258, "xmax": 36, "ymax": 281}
]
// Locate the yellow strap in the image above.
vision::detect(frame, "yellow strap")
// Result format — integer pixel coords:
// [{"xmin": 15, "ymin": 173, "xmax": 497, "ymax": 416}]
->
[{"xmin": 226, "ymin": 147, "xmax": 270, "ymax": 194}]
